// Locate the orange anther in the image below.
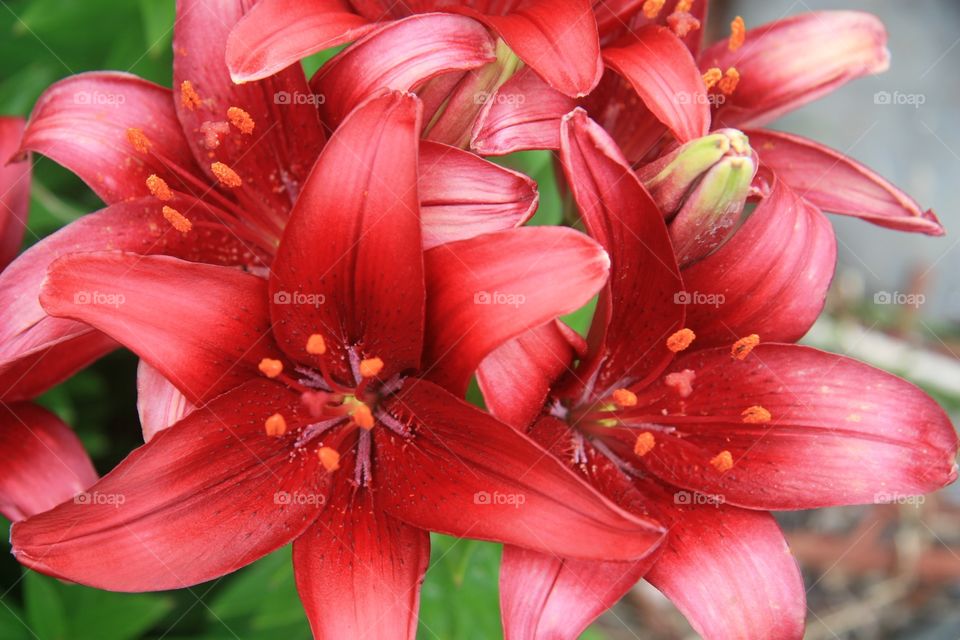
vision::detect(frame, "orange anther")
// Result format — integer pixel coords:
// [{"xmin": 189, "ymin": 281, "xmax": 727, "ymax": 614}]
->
[
  {"xmin": 702, "ymin": 67, "xmax": 723, "ymax": 90},
  {"xmin": 675, "ymin": 0, "xmax": 693, "ymax": 12},
  {"xmin": 729, "ymin": 16, "xmax": 746, "ymax": 51},
  {"xmin": 161, "ymin": 206, "xmax": 192, "ymax": 233},
  {"xmin": 359, "ymin": 357, "xmax": 384, "ymax": 378},
  {"xmin": 180, "ymin": 80, "xmax": 202, "ymax": 110},
  {"xmin": 306, "ymin": 334, "xmax": 327, "ymax": 355},
  {"xmin": 731, "ymin": 334, "xmax": 759, "ymax": 360},
  {"xmin": 710, "ymin": 450, "xmax": 734, "ymax": 472},
  {"xmin": 741, "ymin": 405, "xmax": 771, "ymax": 424},
  {"xmin": 258, "ymin": 358, "xmax": 283, "ymax": 378},
  {"xmin": 666, "ymin": 328, "xmax": 696, "ymax": 353},
  {"xmin": 642, "ymin": 0, "xmax": 665, "ymax": 19},
  {"xmin": 352, "ymin": 404, "xmax": 375, "ymax": 430},
  {"xmin": 227, "ymin": 106, "xmax": 255, "ymax": 134},
  {"xmin": 317, "ymin": 446, "xmax": 341, "ymax": 472},
  {"xmin": 146, "ymin": 174, "xmax": 173, "ymax": 201},
  {"xmin": 211, "ymin": 162, "xmax": 242, "ymax": 188},
  {"xmin": 265, "ymin": 413, "xmax": 287, "ymax": 437},
  {"xmin": 126, "ymin": 128, "xmax": 152, "ymax": 154},
  {"xmin": 612, "ymin": 388, "xmax": 638, "ymax": 408},
  {"xmin": 634, "ymin": 432, "xmax": 656, "ymax": 457},
  {"xmin": 718, "ymin": 67, "xmax": 740, "ymax": 96}
]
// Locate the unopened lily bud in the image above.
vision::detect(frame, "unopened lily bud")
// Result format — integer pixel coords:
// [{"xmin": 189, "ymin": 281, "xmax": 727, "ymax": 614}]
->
[{"xmin": 638, "ymin": 129, "xmax": 757, "ymax": 267}]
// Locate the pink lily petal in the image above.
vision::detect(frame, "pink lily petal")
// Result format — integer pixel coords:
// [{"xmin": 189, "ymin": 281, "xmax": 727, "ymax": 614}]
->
[
  {"xmin": 270, "ymin": 92, "xmax": 424, "ymax": 382},
  {"xmin": 312, "ymin": 14, "xmax": 495, "ymax": 129},
  {"xmin": 747, "ymin": 128, "xmax": 943, "ymax": 235},
  {"xmin": 418, "ymin": 140, "xmax": 537, "ymax": 249},
  {"xmin": 703, "ymin": 11, "xmax": 890, "ymax": 128},
  {"xmin": 11, "ymin": 380, "xmax": 329, "ymax": 591},
  {"xmin": 226, "ymin": 0, "xmax": 374, "ymax": 84},
  {"xmin": 136, "ymin": 361, "xmax": 196, "ymax": 443},
  {"xmin": 681, "ymin": 172, "xmax": 836, "ymax": 347},
  {"xmin": 0, "ymin": 117, "xmax": 30, "ymax": 268},
  {"xmin": 603, "ymin": 25, "xmax": 711, "ymax": 142},
  {"xmin": 0, "ymin": 402, "xmax": 97, "ymax": 521},
  {"xmin": 423, "ymin": 226, "xmax": 609, "ymax": 395},
  {"xmin": 40, "ymin": 252, "xmax": 278, "ymax": 404},
  {"xmin": 293, "ymin": 473, "xmax": 430, "ymax": 640},
  {"xmin": 377, "ymin": 379, "xmax": 665, "ymax": 560}
]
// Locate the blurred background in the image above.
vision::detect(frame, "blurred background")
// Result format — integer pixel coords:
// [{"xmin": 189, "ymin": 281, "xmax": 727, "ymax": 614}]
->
[{"xmin": 0, "ymin": 0, "xmax": 958, "ymax": 638}]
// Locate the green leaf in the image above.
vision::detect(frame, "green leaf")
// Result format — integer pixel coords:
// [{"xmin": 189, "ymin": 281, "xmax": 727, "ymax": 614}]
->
[{"xmin": 24, "ymin": 571, "xmax": 67, "ymax": 640}]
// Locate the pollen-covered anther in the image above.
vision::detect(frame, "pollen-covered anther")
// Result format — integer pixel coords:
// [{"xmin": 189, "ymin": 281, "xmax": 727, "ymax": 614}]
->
[
  {"xmin": 718, "ymin": 67, "xmax": 740, "ymax": 96},
  {"xmin": 729, "ymin": 16, "xmax": 746, "ymax": 51},
  {"xmin": 258, "ymin": 358, "xmax": 283, "ymax": 378},
  {"xmin": 666, "ymin": 328, "xmax": 696, "ymax": 353},
  {"xmin": 180, "ymin": 80, "xmax": 202, "ymax": 110},
  {"xmin": 227, "ymin": 106, "xmax": 255, "ymax": 134},
  {"xmin": 611, "ymin": 388, "xmax": 638, "ymax": 408},
  {"xmin": 265, "ymin": 413, "xmax": 287, "ymax": 437},
  {"xmin": 317, "ymin": 446, "xmax": 341, "ymax": 472},
  {"xmin": 731, "ymin": 334, "xmax": 760, "ymax": 360},
  {"xmin": 741, "ymin": 405, "xmax": 772, "ymax": 424},
  {"xmin": 145, "ymin": 174, "xmax": 173, "ymax": 201},
  {"xmin": 641, "ymin": 0, "xmax": 665, "ymax": 19},
  {"xmin": 667, "ymin": 0, "xmax": 700, "ymax": 37},
  {"xmin": 161, "ymin": 206, "xmax": 192, "ymax": 233},
  {"xmin": 702, "ymin": 67, "xmax": 722, "ymax": 90},
  {"xmin": 352, "ymin": 404, "xmax": 375, "ymax": 430},
  {"xmin": 359, "ymin": 357, "xmax": 384, "ymax": 378},
  {"xmin": 305, "ymin": 334, "xmax": 326, "ymax": 355},
  {"xmin": 664, "ymin": 369, "xmax": 696, "ymax": 398},
  {"xmin": 634, "ymin": 432, "xmax": 656, "ymax": 457},
  {"xmin": 710, "ymin": 450, "xmax": 734, "ymax": 472},
  {"xmin": 126, "ymin": 128, "xmax": 152, "ymax": 154},
  {"xmin": 211, "ymin": 162, "xmax": 243, "ymax": 188}
]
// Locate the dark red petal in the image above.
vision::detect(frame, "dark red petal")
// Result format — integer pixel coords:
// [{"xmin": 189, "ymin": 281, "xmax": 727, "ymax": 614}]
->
[
  {"xmin": 682, "ymin": 173, "xmax": 836, "ymax": 347},
  {"xmin": 633, "ymin": 344, "xmax": 959, "ymax": 509},
  {"xmin": 0, "ymin": 117, "xmax": 30, "ymax": 268},
  {"xmin": 470, "ymin": 67, "xmax": 574, "ymax": 155},
  {"xmin": 11, "ymin": 380, "xmax": 328, "ymax": 591},
  {"xmin": 603, "ymin": 25, "xmax": 710, "ymax": 142},
  {"xmin": 559, "ymin": 109, "xmax": 682, "ymax": 390},
  {"xmin": 137, "ymin": 361, "xmax": 196, "ymax": 443},
  {"xmin": 270, "ymin": 92, "xmax": 424, "ymax": 380},
  {"xmin": 173, "ymin": 0, "xmax": 325, "ymax": 227},
  {"xmin": 747, "ymin": 128, "xmax": 943, "ymax": 235},
  {"xmin": 0, "ymin": 402, "xmax": 97, "ymax": 521},
  {"xmin": 467, "ymin": 0, "xmax": 602, "ymax": 98},
  {"xmin": 643, "ymin": 490, "xmax": 806, "ymax": 639},
  {"xmin": 40, "ymin": 252, "xmax": 276, "ymax": 404},
  {"xmin": 582, "ymin": 70, "xmax": 669, "ymax": 164},
  {"xmin": 376, "ymin": 379, "xmax": 665, "ymax": 561},
  {"xmin": 703, "ymin": 11, "xmax": 890, "ymax": 128},
  {"xmin": 418, "ymin": 140, "xmax": 537, "ymax": 249},
  {"xmin": 293, "ymin": 474, "xmax": 430, "ymax": 640},
  {"xmin": 226, "ymin": 0, "xmax": 373, "ymax": 83},
  {"xmin": 477, "ymin": 320, "xmax": 584, "ymax": 430},
  {"xmin": 312, "ymin": 14, "xmax": 495, "ymax": 129},
  {"xmin": 0, "ymin": 197, "xmax": 259, "ymax": 400},
  {"xmin": 423, "ymin": 226, "xmax": 609, "ymax": 395},
  {"xmin": 20, "ymin": 72, "xmax": 201, "ymax": 204},
  {"xmin": 500, "ymin": 545, "xmax": 652, "ymax": 640}
]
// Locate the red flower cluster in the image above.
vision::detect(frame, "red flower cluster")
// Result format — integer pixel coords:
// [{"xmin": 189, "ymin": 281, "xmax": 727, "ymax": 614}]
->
[{"xmin": 0, "ymin": 1, "xmax": 955, "ymax": 638}]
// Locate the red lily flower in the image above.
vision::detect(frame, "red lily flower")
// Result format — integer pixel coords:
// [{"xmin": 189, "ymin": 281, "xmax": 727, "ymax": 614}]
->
[
  {"xmin": 0, "ymin": 117, "xmax": 98, "ymax": 522},
  {"xmin": 10, "ymin": 92, "xmax": 668, "ymax": 639},
  {"xmin": 477, "ymin": 112, "xmax": 958, "ymax": 639},
  {"xmin": 472, "ymin": 5, "xmax": 943, "ymax": 236},
  {"xmin": 226, "ymin": 0, "xmax": 606, "ymax": 98},
  {"xmin": 0, "ymin": 0, "xmax": 540, "ymax": 412}
]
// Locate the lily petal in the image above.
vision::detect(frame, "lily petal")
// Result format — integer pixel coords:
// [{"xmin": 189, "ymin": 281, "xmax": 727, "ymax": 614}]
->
[
  {"xmin": 312, "ymin": 14, "xmax": 495, "ymax": 128},
  {"xmin": 703, "ymin": 11, "xmax": 890, "ymax": 128},
  {"xmin": 423, "ymin": 226, "xmax": 609, "ymax": 395},
  {"xmin": 0, "ymin": 117, "xmax": 30, "ymax": 268},
  {"xmin": 293, "ymin": 473, "xmax": 430, "ymax": 640},
  {"xmin": 633, "ymin": 344, "xmax": 959, "ymax": 509},
  {"xmin": 20, "ymin": 72, "xmax": 200, "ymax": 204},
  {"xmin": 270, "ymin": 92, "xmax": 424, "ymax": 381},
  {"xmin": 747, "ymin": 128, "xmax": 943, "ymax": 235},
  {"xmin": 681, "ymin": 172, "xmax": 836, "ymax": 347},
  {"xmin": 418, "ymin": 140, "xmax": 537, "ymax": 249},
  {"xmin": 603, "ymin": 25, "xmax": 710, "ymax": 142},
  {"xmin": 136, "ymin": 360, "xmax": 196, "ymax": 443},
  {"xmin": 39, "ymin": 252, "xmax": 276, "ymax": 404},
  {"xmin": 226, "ymin": 0, "xmax": 373, "ymax": 84},
  {"xmin": 0, "ymin": 402, "xmax": 97, "ymax": 521},
  {"xmin": 377, "ymin": 379, "xmax": 665, "ymax": 560},
  {"xmin": 11, "ymin": 380, "xmax": 328, "ymax": 591}
]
